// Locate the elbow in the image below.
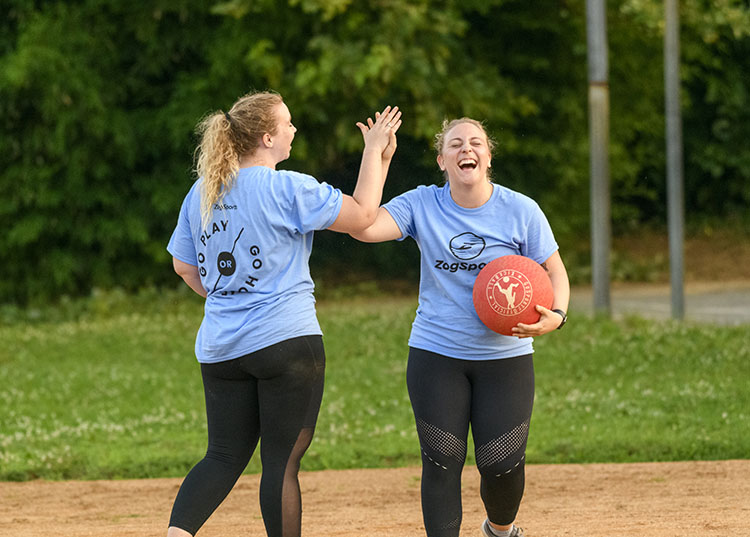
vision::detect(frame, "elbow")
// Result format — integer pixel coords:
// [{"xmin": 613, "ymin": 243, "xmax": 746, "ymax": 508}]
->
[
  {"xmin": 352, "ymin": 209, "xmax": 379, "ymax": 233},
  {"xmin": 339, "ymin": 208, "xmax": 377, "ymax": 235},
  {"xmin": 349, "ymin": 229, "xmax": 369, "ymax": 242}
]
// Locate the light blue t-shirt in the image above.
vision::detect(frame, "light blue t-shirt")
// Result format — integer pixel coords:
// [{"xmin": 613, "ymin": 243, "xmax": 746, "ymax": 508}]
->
[
  {"xmin": 383, "ymin": 182, "xmax": 558, "ymax": 360},
  {"xmin": 167, "ymin": 166, "xmax": 343, "ymax": 363}
]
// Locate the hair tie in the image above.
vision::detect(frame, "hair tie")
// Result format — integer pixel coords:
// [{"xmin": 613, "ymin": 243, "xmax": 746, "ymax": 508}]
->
[{"xmin": 224, "ymin": 111, "xmax": 232, "ymax": 123}]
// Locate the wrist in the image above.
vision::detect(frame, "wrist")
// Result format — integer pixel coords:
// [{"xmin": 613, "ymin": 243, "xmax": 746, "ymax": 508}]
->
[{"xmin": 551, "ymin": 308, "xmax": 567, "ymax": 329}]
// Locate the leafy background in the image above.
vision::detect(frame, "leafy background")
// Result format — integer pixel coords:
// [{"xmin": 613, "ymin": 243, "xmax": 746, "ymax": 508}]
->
[{"xmin": 2, "ymin": 0, "xmax": 749, "ymax": 304}]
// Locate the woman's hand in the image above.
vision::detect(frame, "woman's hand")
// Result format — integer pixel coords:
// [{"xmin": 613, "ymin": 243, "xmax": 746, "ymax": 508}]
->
[
  {"xmin": 374, "ymin": 110, "xmax": 399, "ymax": 161},
  {"xmin": 511, "ymin": 305, "xmax": 565, "ymax": 338},
  {"xmin": 513, "ymin": 251, "xmax": 570, "ymax": 339},
  {"xmin": 357, "ymin": 106, "xmax": 401, "ymax": 158}
]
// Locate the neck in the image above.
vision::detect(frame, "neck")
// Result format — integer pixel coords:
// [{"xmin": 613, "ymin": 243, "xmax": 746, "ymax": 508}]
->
[
  {"xmin": 239, "ymin": 151, "xmax": 277, "ymax": 170},
  {"xmin": 448, "ymin": 180, "xmax": 493, "ymax": 208}
]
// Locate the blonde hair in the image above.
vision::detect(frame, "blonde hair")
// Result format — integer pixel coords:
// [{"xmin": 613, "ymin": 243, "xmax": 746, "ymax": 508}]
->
[
  {"xmin": 433, "ymin": 117, "xmax": 496, "ymax": 181},
  {"xmin": 195, "ymin": 91, "xmax": 284, "ymax": 227}
]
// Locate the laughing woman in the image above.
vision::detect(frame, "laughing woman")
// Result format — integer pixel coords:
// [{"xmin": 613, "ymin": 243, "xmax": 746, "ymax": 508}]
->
[{"xmin": 350, "ymin": 118, "xmax": 570, "ymax": 537}]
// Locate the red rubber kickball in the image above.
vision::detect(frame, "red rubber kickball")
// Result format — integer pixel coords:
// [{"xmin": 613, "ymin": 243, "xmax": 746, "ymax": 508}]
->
[{"xmin": 472, "ymin": 255, "xmax": 554, "ymax": 336}]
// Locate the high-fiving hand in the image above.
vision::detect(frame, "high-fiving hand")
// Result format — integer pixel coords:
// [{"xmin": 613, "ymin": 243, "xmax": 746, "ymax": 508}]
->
[{"xmin": 357, "ymin": 106, "xmax": 402, "ymax": 160}]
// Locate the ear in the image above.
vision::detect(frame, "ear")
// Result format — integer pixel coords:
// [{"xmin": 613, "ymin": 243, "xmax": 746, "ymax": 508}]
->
[
  {"xmin": 437, "ymin": 154, "xmax": 445, "ymax": 171},
  {"xmin": 262, "ymin": 133, "xmax": 273, "ymax": 148}
]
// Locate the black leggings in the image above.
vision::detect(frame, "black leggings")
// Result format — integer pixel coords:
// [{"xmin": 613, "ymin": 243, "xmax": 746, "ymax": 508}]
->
[
  {"xmin": 169, "ymin": 335, "xmax": 325, "ymax": 537},
  {"xmin": 407, "ymin": 348, "xmax": 534, "ymax": 537}
]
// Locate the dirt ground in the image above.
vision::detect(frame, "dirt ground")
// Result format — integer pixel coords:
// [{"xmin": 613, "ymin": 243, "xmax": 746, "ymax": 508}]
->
[{"xmin": 2, "ymin": 460, "xmax": 749, "ymax": 537}]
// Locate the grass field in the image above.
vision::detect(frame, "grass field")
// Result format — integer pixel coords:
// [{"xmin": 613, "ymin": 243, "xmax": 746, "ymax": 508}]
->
[{"xmin": 1, "ymin": 288, "xmax": 749, "ymax": 482}]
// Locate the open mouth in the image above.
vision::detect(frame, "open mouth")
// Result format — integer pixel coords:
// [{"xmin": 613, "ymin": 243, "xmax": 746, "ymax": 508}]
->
[{"xmin": 458, "ymin": 158, "xmax": 477, "ymax": 171}]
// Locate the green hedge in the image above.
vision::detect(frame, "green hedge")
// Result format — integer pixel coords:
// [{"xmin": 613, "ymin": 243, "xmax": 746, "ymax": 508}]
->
[{"xmin": 2, "ymin": 1, "xmax": 749, "ymax": 303}]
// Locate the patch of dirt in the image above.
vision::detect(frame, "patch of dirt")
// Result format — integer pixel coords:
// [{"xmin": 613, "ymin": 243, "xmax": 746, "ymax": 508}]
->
[{"xmin": 1, "ymin": 460, "xmax": 749, "ymax": 536}]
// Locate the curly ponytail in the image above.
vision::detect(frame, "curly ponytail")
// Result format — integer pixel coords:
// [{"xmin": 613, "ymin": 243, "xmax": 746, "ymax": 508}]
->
[
  {"xmin": 194, "ymin": 91, "xmax": 283, "ymax": 228},
  {"xmin": 195, "ymin": 112, "xmax": 237, "ymax": 228}
]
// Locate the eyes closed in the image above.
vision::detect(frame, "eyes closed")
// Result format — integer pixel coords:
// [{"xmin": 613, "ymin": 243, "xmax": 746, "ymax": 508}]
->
[{"xmin": 449, "ymin": 138, "xmax": 485, "ymax": 149}]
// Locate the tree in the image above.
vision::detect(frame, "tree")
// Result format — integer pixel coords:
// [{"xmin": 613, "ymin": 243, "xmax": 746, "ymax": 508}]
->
[{"xmin": 1, "ymin": 0, "xmax": 748, "ymax": 303}]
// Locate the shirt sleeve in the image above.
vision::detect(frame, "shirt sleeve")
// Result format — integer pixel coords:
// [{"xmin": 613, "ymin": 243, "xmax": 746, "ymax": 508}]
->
[
  {"xmin": 166, "ymin": 187, "xmax": 198, "ymax": 266},
  {"xmin": 382, "ymin": 188, "xmax": 419, "ymax": 240},
  {"xmin": 521, "ymin": 201, "xmax": 558, "ymax": 263},
  {"xmin": 290, "ymin": 175, "xmax": 344, "ymax": 233}
]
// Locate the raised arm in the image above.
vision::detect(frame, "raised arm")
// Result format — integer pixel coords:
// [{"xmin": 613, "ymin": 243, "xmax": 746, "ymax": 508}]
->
[{"xmin": 327, "ymin": 106, "xmax": 402, "ymax": 233}]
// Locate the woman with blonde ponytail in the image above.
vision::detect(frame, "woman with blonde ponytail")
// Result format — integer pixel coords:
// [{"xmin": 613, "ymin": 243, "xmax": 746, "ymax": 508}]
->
[{"xmin": 166, "ymin": 91, "xmax": 401, "ymax": 537}]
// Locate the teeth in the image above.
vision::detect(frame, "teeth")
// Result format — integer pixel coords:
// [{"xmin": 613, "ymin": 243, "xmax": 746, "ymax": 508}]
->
[{"xmin": 459, "ymin": 159, "xmax": 477, "ymax": 167}]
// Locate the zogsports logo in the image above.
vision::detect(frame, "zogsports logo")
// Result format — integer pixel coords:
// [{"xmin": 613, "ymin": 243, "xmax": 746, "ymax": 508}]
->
[
  {"xmin": 449, "ymin": 232, "xmax": 486, "ymax": 260},
  {"xmin": 434, "ymin": 260, "xmax": 487, "ymax": 273}
]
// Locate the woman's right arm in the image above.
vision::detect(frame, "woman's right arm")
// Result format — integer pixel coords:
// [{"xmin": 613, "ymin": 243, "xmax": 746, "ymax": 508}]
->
[
  {"xmin": 173, "ymin": 258, "xmax": 208, "ymax": 298},
  {"xmin": 349, "ymin": 207, "xmax": 403, "ymax": 243}
]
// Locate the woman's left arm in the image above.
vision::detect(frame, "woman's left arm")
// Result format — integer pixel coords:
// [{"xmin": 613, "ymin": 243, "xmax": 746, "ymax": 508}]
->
[{"xmin": 512, "ymin": 250, "xmax": 570, "ymax": 338}]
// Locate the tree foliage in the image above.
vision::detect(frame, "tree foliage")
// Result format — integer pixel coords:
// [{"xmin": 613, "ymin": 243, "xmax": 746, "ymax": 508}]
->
[{"xmin": 1, "ymin": 0, "xmax": 748, "ymax": 303}]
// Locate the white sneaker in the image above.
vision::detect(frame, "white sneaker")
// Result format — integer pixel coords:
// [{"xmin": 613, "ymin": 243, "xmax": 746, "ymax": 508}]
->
[{"xmin": 481, "ymin": 519, "xmax": 525, "ymax": 537}]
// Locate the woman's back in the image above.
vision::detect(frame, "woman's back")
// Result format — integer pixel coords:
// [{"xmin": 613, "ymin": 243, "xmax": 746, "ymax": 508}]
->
[{"xmin": 168, "ymin": 166, "xmax": 343, "ymax": 362}]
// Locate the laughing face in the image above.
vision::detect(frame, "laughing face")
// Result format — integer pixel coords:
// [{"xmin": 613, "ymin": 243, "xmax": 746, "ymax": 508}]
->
[{"xmin": 436, "ymin": 121, "xmax": 492, "ymax": 187}]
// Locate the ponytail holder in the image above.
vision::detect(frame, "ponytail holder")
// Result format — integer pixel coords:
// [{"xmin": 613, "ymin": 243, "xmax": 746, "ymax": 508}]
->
[{"xmin": 224, "ymin": 111, "xmax": 232, "ymax": 123}]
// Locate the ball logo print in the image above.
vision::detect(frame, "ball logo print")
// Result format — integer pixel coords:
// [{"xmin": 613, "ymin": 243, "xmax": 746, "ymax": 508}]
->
[
  {"xmin": 472, "ymin": 255, "xmax": 554, "ymax": 335},
  {"xmin": 486, "ymin": 269, "xmax": 533, "ymax": 316}
]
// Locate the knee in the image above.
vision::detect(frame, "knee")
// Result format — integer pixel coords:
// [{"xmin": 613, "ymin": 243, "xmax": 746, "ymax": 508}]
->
[
  {"xmin": 475, "ymin": 421, "xmax": 529, "ymax": 478},
  {"xmin": 416, "ymin": 418, "xmax": 467, "ymax": 477},
  {"xmin": 420, "ymin": 447, "xmax": 464, "ymax": 478},
  {"xmin": 205, "ymin": 443, "xmax": 252, "ymax": 473},
  {"xmin": 284, "ymin": 428, "xmax": 314, "ymax": 474},
  {"xmin": 477, "ymin": 454, "xmax": 526, "ymax": 479}
]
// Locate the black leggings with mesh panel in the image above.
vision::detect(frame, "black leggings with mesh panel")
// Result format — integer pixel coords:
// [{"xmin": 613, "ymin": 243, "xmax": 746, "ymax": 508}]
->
[
  {"xmin": 407, "ymin": 348, "xmax": 534, "ymax": 537},
  {"xmin": 169, "ymin": 335, "xmax": 325, "ymax": 537}
]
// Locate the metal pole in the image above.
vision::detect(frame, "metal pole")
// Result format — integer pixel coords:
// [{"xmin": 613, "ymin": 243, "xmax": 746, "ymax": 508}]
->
[
  {"xmin": 665, "ymin": 0, "xmax": 685, "ymax": 319},
  {"xmin": 586, "ymin": 0, "xmax": 611, "ymax": 315}
]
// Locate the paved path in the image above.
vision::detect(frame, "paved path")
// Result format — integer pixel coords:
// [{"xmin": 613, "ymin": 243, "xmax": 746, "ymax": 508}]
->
[{"xmin": 569, "ymin": 281, "xmax": 750, "ymax": 326}]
